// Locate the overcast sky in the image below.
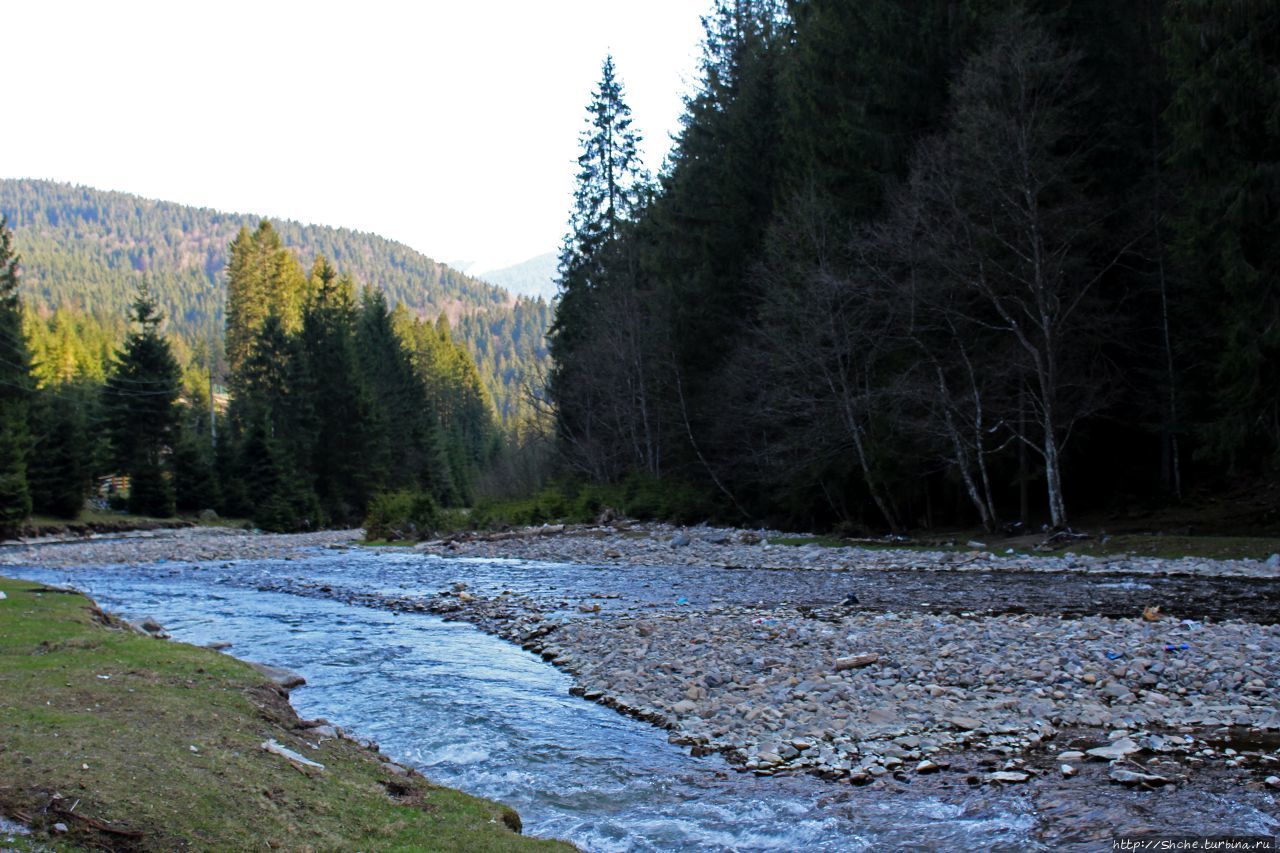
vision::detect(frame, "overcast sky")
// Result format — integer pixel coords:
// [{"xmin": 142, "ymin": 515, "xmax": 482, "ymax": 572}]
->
[{"xmin": 6, "ymin": 1, "xmax": 708, "ymax": 271}]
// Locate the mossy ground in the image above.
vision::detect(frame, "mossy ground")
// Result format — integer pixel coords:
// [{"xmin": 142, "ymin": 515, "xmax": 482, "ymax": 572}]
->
[
  {"xmin": 769, "ymin": 532, "xmax": 1280, "ymax": 561},
  {"xmin": 0, "ymin": 577, "xmax": 571, "ymax": 852}
]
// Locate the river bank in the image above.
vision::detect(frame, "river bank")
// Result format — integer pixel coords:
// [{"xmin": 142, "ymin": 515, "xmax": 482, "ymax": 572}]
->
[
  {"xmin": 0, "ymin": 575, "xmax": 565, "ymax": 851},
  {"xmin": 3, "ymin": 524, "xmax": 1278, "ymax": 845}
]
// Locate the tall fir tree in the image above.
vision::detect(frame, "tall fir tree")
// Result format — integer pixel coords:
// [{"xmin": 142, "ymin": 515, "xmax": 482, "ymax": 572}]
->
[
  {"xmin": 549, "ymin": 55, "xmax": 651, "ymax": 478},
  {"xmin": 225, "ymin": 221, "xmax": 306, "ymax": 387},
  {"xmin": 0, "ymin": 217, "xmax": 33, "ymax": 531},
  {"xmin": 296, "ymin": 257, "xmax": 380, "ymax": 523},
  {"xmin": 103, "ymin": 283, "xmax": 182, "ymax": 517}
]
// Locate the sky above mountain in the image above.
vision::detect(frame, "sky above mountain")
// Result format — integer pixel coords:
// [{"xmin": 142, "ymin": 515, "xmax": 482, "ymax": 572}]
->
[{"xmin": 7, "ymin": 0, "xmax": 706, "ymax": 271}]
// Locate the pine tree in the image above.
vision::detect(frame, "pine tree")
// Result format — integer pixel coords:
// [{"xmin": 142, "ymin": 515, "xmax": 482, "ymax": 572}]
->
[
  {"xmin": 0, "ymin": 217, "xmax": 33, "ymax": 531},
  {"xmin": 103, "ymin": 282, "xmax": 182, "ymax": 517}
]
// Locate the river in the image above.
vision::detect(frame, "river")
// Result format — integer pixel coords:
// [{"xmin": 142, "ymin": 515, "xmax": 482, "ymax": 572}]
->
[{"xmin": 6, "ymin": 546, "xmax": 1276, "ymax": 850}]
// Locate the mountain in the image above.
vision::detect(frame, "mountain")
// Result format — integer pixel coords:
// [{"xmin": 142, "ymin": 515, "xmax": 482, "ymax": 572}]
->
[
  {"xmin": 0, "ymin": 178, "xmax": 549, "ymax": 424},
  {"xmin": 474, "ymin": 252, "xmax": 559, "ymax": 301}
]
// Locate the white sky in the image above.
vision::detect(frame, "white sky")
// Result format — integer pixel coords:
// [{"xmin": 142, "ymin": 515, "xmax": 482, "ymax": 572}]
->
[{"xmin": 5, "ymin": 1, "xmax": 709, "ymax": 272}]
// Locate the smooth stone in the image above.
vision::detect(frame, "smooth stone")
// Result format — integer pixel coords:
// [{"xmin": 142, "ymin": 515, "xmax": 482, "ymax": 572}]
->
[
  {"xmin": 1086, "ymin": 738, "xmax": 1139, "ymax": 761},
  {"xmin": 948, "ymin": 716, "xmax": 983, "ymax": 731},
  {"xmin": 248, "ymin": 662, "xmax": 307, "ymax": 690},
  {"xmin": 986, "ymin": 770, "xmax": 1030, "ymax": 783},
  {"xmin": 1109, "ymin": 766, "xmax": 1169, "ymax": 786}
]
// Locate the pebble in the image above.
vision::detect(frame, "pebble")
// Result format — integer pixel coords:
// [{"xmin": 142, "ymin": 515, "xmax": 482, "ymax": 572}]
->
[{"xmin": 1087, "ymin": 739, "xmax": 1141, "ymax": 761}]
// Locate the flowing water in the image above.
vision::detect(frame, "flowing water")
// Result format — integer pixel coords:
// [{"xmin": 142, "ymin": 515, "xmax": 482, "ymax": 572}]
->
[{"xmin": 5, "ymin": 548, "xmax": 1276, "ymax": 850}]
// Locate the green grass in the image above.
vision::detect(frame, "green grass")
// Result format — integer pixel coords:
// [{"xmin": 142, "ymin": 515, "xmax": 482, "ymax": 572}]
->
[
  {"xmin": 1063, "ymin": 533, "xmax": 1280, "ymax": 562},
  {"xmin": 770, "ymin": 531, "xmax": 1279, "ymax": 562},
  {"xmin": 768, "ymin": 536, "xmax": 849, "ymax": 548},
  {"xmin": 0, "ymin": 577, "xmax": 571, "ymax": 852}
]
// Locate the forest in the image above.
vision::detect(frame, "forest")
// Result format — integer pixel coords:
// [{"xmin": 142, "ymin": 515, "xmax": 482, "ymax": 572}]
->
[
  {"xmin": 0, "ymin": 215, "xmax": 507, "ymax": 533},
  {"xmin": 0, "ymin": 179, "xmax": 552, "ymax": 428},
  {"xmin": 548, "ymin": 0, "xmax": 1280, "ymax": 533}
]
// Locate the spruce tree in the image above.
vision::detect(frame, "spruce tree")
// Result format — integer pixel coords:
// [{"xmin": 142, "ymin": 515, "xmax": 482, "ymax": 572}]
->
[
  {"xmin": 549, "ymin": 55, "xmax": 650, "ymax": 477},
  {"xmin": 0, "ymin": 217, "xmax": 32, "ymax": 532},
  {"xmin": 296, "ymin": 258, "xmax": 379, "ymax": 522},
  {"xmin": 103, "ymin": 283, "xmax": 182, "ymax": 517},
  {"xmin": 225, "ymin": 221, "xmax": 306, "ymax": 386}
]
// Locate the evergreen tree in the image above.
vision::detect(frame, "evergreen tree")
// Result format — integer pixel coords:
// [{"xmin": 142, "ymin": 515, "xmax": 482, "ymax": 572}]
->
[
  {"xmin": 27, "ymin": 385, "xmax": 90, "ymax": 519},
  {"xmin": 1166, "ymin": 0, "xmax": 1280, "ymax": 468},
  {"xmin": 171, "ymin": 422, "xmax": 218, "ymax": 513},
  {"xmin": 103, "ymin": 283, "xmax": 182, "ymax": 517},
  {"xmin": 0, "ymin": 216, "xmax": 32, "ymax": 531},
  {"xmin": 296, "ymin": 257, "xmax": 379, "ymax": 522},
  {"xmin": 225, "ymin": 221, "xmax": 306, "ymax": 386},
  {"xmin": 549, "ymin": 55, "xmax": 652, "ymax": 478},
  {"xmin": 355, "ymin": 289, "xmax": 445, "ymax": 494}
]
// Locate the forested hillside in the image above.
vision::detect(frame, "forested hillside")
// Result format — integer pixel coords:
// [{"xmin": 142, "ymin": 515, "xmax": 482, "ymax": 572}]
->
[
  {"xmin": 550, "ymin": 1, "xmax": 1280, "ymax": 533},
  {"xmin": 0, "ymin": 179, "xmax": 550, "ymax": 423}
]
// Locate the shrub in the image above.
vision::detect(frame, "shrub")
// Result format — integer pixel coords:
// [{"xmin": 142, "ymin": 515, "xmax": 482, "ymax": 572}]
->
[{"xmin": 363, "ymin": 491, "xmax": 442, "ymax": 541}]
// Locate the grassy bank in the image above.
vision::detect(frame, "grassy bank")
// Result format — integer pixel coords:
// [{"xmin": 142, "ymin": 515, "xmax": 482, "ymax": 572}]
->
[{"xmin": 0, "ymin": 577, "xmax": 570, "ymax": 852}]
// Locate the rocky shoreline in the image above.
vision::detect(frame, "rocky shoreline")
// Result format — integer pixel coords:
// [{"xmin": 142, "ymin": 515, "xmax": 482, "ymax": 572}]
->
[
  {"xmin": 5, "ymin": 522, "xmax": 1279, "ymax": 836},
  {"xmin": 418, "ymin": 520, "xmax": 1280, "ymax": 579},
  {"xmin": 0, "ymin": 525, "xmax": 359, "ymax": 567}
]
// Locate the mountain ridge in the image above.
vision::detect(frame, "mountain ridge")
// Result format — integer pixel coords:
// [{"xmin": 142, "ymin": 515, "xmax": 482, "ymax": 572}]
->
[{"xmin": 0, "ymin": 178, "xmax": 550, "ymax": 424}]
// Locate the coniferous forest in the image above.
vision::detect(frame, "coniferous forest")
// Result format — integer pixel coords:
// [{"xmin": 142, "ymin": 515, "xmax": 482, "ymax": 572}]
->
[
  {"xmin": 0, "ymin": 211, "xmax": 507, "ymax": 533},
  {"xmin": 548, "ymin": 0, "xmax": 1280, "ymax": 533},
  {"xmin": 1, "ymin": 1, "xmax": 1277, "ymax": 539}
]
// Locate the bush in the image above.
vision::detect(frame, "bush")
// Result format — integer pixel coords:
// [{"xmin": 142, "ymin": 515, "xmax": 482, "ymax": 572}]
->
[
  {"xmin": 465, "ymin": 476, "xmax": 727, "ymax": 531},
  {"xmin": 364, "ymin": 491, "xmax": 443, "ymax": 542}
]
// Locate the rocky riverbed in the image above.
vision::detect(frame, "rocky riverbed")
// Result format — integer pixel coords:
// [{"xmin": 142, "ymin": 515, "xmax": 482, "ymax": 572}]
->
[
  {"xmin": 4, "ymin": 522, "xmax": 1279, "ymax": 843},
  {"xmin": 0, "ymin": 526, "xmax": 358, "ymax": 566},
  {"xmin": 420, "ymin": 519, "xmax": 1280, "ymax": 579}
]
